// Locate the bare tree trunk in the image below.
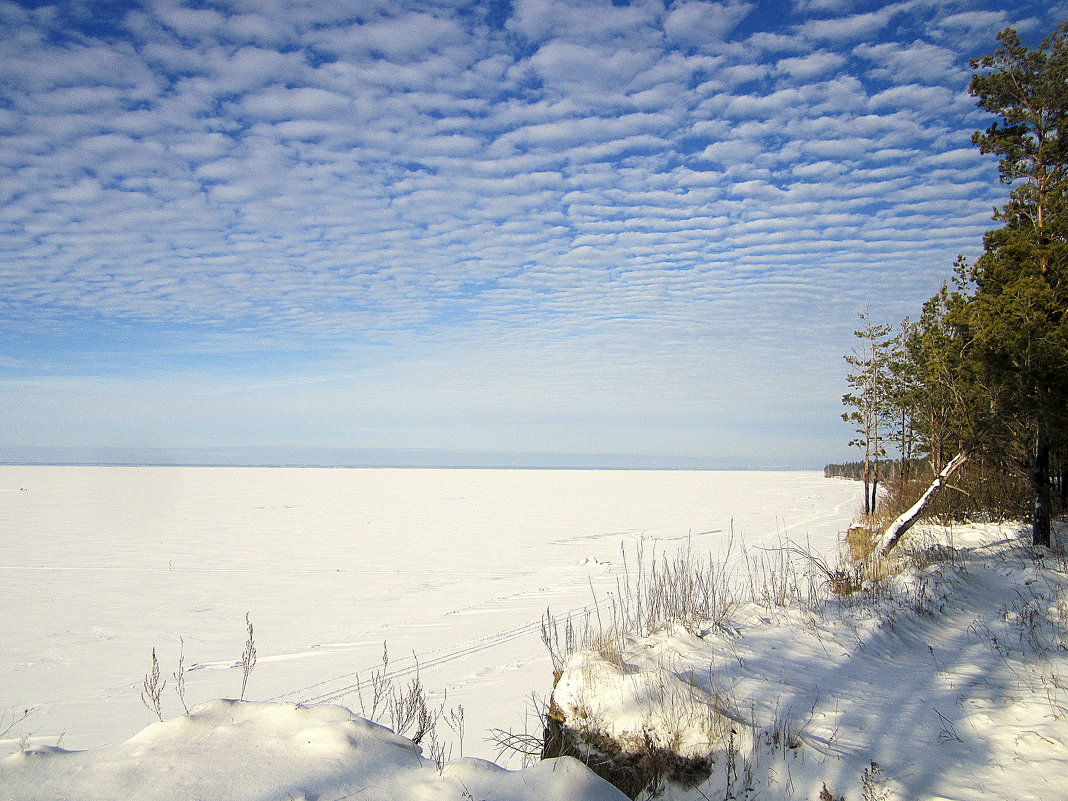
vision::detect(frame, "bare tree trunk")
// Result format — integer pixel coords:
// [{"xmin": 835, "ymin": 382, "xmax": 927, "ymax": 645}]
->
[
  {"xmin": 1033, "ymin": 427, "xmax": 1051, "ymax": 548},
  {"xmin": 875, "ymin": 451, "xmax": 969, "ymax": 558},
  {"xmin": 927, "ymin": 409, "xmax": 944, "ymax": 475},
  {"xmin": 862, "ymin": 453, "xmax": 872, "ymax": 516},
  {"xmin": 870, "ymin": 466, "xmax": 878, "ymax": 516}
]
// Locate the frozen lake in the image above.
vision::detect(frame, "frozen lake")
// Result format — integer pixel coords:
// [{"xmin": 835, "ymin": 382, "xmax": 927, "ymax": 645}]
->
[{"xmin": 0, "ymin": 467, "xmax": 860, "ymax": 762}]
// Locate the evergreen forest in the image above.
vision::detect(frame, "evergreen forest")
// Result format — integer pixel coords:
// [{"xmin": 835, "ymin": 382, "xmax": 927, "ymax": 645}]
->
[{"xmin": 839, "ymin": 22, "xmax": 1068, "ymax": 549}]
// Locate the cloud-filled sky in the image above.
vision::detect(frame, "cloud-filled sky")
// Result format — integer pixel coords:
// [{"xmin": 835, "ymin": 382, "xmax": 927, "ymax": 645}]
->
[{"xmin": 1, "ymin": 0, "xmax": 1063, "ymax": 467}]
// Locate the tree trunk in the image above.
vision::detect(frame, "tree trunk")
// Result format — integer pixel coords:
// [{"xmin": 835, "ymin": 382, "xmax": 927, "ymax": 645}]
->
[
  {"xmin": 862, "ymin": 456, "xmax": 871, "ymax": 516},
  {"xmin": 875, "ymin": 451, "xmax": 969, "ymax": 558},
  {"xmin": 1033, "ymin": 427, "xmax": 1052, "ymax": 548}
]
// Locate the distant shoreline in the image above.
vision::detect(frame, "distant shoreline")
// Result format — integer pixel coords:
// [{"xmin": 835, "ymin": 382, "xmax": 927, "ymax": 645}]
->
[
  {"xmin": 0, "ymin": 446, "xmax": 828, "ymax": 471},
  {"xmin": 0, "ymin": 461, "xmax": 820, "ymax": 472}
]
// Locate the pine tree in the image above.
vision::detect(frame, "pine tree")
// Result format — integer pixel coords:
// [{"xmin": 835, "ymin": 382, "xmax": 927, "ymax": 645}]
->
[
  {"xmin": 842, "ymin": 313, "xmax": 894, "ymax": 516},
  {"xmin": 966, "ymin": 23, "xmax": 1068, "ymax": 547},
  {"xmin": 899, "ymin": 274, "xmax": 981, "ymax": 474}
]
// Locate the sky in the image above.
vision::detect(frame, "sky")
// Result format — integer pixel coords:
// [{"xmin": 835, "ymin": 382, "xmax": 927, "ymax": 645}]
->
[{"xmin": 1, "ymin": 0, "xmax": 1064, "ymax": 469}]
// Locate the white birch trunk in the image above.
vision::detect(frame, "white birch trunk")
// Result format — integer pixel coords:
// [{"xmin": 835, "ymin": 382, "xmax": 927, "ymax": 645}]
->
[{"xmin": 875, "ymin": 451, "xmax": 969, "ymax": 558}]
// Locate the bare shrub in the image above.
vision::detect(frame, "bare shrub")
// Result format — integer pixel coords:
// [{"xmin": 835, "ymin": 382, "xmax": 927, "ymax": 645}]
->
[
  {"xmin": 541, "ymin": 608, "xmax": 593, "ymax": 675},
  {"xmin": 173, "ymin": 636, "xmax": 189, "ymax": 714},
  {"xmin": 636, "ymin": 545, "xmax": 737, "ymax": 635},
  {"xmin": 880, "ymin": 461, "xmax": 1030, "ymax": 527},
  {"xmin": 540, "ymin": 542, "xmax": 739, "ymax": 684},
  {"xmin": 355, "ymin": 643, "xmax": 392, "ymax": 721},
  {"xmin": 490, "ymin": 692, "xmax": 551, "ymax": 768},
  {"xmin": 444, "ymin": 704, "xmax": 465, "ymax": 758},
  {"xmin": 862, "ymin": 761, "xmax": 891, "ymax": 801},
  {"xmin": 743, "ymin": 543, "xmax": 818, "ymax": 610},
  {"xmin": 348, "ymin": 642, "xmax": 461, "ymax": 767},
  {"xmin": 240, "ymin": 612, "xmax": 257, "ymax": 701},
  {"xmin": 389, "ymin": 665, "xmax": 441, "ymax": 746},
  {"xmin": 845, "ymin": 524, "xmax": 877, "ymax": 562},
  {"xmin": 141, "ymin": 647, "xmax": 166, "ymax": 721},
  {"xmin": 613, "ymin": 540, "xmax": 740, "ymax": 638},
  {"xmin": 0, "ymin": 707, "xmax": 36, "ymax": 744}
]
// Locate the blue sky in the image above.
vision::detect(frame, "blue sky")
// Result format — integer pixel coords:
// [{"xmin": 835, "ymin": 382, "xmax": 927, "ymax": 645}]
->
[{"xmin": 1, "ymin": 0, "xmax": 1063, "ymax": 468}]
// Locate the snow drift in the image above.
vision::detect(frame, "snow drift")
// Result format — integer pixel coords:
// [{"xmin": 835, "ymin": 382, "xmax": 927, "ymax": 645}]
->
[{"xmin": 0, "ymin": 699, "xmax": 627, "ymax": 801}]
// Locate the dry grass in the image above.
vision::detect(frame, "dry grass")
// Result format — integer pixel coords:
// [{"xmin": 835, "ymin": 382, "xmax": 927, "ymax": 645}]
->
[
  {"xmin": 845, "ymin": 525, "xmax": 878, "ymax": 563},
  {"xmin": 541, "ymin": 540, "xmax": 742, "ymax": 676},
  {"xmin": 536, "ymin": 537, "xmax": 845, "ymax": 798}
]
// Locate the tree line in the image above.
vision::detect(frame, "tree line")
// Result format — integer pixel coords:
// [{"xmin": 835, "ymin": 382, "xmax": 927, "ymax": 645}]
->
[
  {"xmin": 840, "ymin": 22, "xmax": 1068, "ymax": 549},
  {"xmin": 823, "ymin": 460, "xmax": 928, "ymax": 482}
]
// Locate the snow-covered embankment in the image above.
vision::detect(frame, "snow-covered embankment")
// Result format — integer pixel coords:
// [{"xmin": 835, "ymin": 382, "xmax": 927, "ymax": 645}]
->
[{"xmin": 544, "ymin": 524, "xmax": 1068, "ymax": 800}]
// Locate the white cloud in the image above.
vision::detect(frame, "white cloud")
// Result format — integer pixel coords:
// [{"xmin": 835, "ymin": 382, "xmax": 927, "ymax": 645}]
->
[
  {"xmin": 700, "ymin": 139, "xmax": 763, "ymax": 163},
  {"xmin": 241, "ymin": 86, "xmax": 353, "ymax": 120},
  {"xmin": 720, "ymin": 63, "xmax": 770, "ymax": 86},
  {"xmin": 154, "ymin": 2, "xmax": 228, "ymax": 39},
  {"xmin": 794, "ymin": 1, "xmax": 915, "ymax": 42},
  {"xmin": 525, "ymin": 40, "xmax": 660, "ymax": 96},
  {"xmin": 868, "ymin": 84, "xmax": 959, "ymax": 111},
  {"xmin": 223, "ymin": 12, "xmax": 295, "ymax": 46},
  {"xmin": 936, "ymin": 10, "xmax": 1010, "ymax": 34},
  {"xmin": 310, "ymin": 12, "xmax": 465, "ymax": 61},
  {"xmin": 507, "ymin": 0, "xmax": 661, "ymax": 45},
  {"xmin": 854, "ymin": 40, "xmax": 964, "ymax": 85},
  {"xmin": 664, "ymin": 1, "xmax": 755, "ymax": 49},
  {"xmin": 800, "ymin": 136, "xmax": 874, "ymax": 160},
  {"xmin": 792, "ymin": 0, "xmax": 855, "ymax": 11},
  {"xmin": 776, "ymin": 51, "xmax": 846, "ymax": 80},
  {"xmin": 49, "ymin": 178, "xmax": 104, "ymax": 204}
]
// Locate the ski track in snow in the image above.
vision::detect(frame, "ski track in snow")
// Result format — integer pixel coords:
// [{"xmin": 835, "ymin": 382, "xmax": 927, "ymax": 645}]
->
[
  {"xmin": 271, "ymin": 594, "xmax": 608, "ymax": 707},
  {"xmin": 267, "ymin": 495, "xmax": 859, "ymax": 711}
]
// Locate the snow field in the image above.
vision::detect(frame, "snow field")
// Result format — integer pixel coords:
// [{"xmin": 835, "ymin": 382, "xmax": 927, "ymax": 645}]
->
[{"xmin": 0, "ymin": 466, "xmax": 859, "ymax": 767}]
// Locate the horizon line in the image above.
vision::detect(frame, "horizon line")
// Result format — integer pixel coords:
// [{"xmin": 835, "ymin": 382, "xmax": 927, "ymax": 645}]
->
[{"xmin": 0, "ymin": 445, "xmax": 832, "ymax": 471}]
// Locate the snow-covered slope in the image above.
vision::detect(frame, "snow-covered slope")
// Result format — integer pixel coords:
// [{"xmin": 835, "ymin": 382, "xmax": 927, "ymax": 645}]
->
[
  {"xmin": 548, "ymin": 524, "xmax": 1068, "ymax": 800},
  {"xmin": 0, "ymin": 699, "xmax": 627, "ymax": 801}
]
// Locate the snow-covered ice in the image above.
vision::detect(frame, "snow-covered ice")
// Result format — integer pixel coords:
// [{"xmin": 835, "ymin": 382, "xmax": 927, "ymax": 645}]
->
[{"xmin": 0, "ymin": 466, "xmax": 860, "ymax": 798}]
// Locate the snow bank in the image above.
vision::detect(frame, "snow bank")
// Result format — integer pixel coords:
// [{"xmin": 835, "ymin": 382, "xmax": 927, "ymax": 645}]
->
[
  {"xmin": 548, "ymin": 524, "xmax": 1068, "ymax": 800},
  {"xmin": 0, "ymin": 699, "xmax": 627, "ymax": 801}
]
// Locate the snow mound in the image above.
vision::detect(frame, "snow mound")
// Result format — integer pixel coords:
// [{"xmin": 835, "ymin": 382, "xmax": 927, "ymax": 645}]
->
[
  {"xmin": 0, "ymin": 699, "xmax": 627, "ymax": 801},
  {"xmin": 549, "ymin": 523, "xmax": 1068, "ymax": 800}
]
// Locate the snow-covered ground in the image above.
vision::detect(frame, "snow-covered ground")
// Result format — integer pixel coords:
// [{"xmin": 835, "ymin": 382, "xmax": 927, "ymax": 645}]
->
[
  {"xmin": 549, "ymin": 522, "xmax": 1068, "ymax": 800},
  {"xmin": 0, "ymin": 466, "xmax": 859, "ymax": 772}
]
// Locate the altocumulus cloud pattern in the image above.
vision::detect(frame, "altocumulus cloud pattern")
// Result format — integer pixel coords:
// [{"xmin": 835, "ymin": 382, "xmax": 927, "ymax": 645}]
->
[{"xmin": 0, "ymin": 0, "xmax": 1062, "ymax": 464}]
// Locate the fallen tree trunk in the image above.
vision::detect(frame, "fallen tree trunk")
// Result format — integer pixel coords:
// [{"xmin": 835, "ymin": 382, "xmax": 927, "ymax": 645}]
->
[{"xmin": 875, "ymin": 451, "xmax": 969, "ymax": 558}]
